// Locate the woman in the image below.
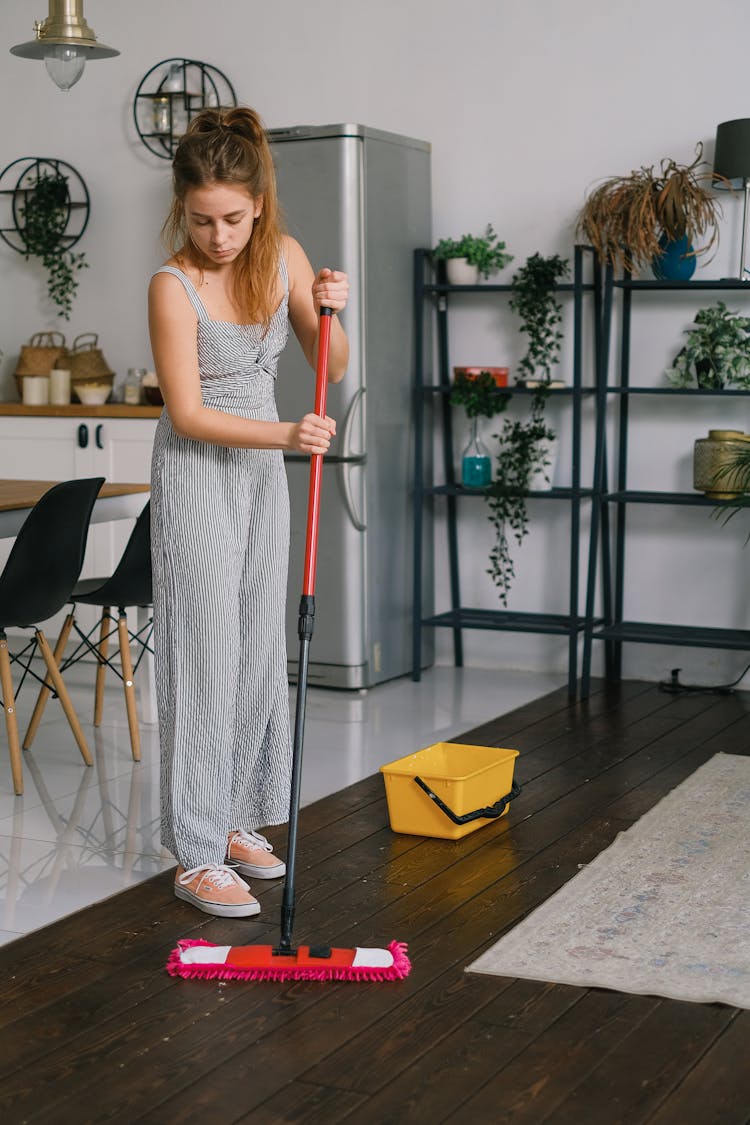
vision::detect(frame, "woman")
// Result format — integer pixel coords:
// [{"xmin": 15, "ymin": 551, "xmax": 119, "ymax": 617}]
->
[{"xmin": 148, "ymin": 106, "xmax": 349, "ymax": 917}]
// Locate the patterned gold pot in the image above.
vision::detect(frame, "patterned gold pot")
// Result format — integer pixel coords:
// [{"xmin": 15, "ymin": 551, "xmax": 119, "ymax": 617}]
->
[{"xmin": 693, "ymin": 429, "xmax": 750, "ymax": 499}]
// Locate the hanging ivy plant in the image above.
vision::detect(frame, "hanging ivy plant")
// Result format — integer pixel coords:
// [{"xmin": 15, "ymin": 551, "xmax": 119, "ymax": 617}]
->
[
  {"xmin": 20, "ymin": 172, "xmax": 88, "ymax": 320},
  {"xmin": 484, "ymin": 253, "xmax": 570, "ymax": 604},
  {"xmin": 508, "ymin": 252, "xmax": 570, "ymax": 384},
  {"xmin": 485, "ymin": 391, "xmax": 555, "ymax": 604}
]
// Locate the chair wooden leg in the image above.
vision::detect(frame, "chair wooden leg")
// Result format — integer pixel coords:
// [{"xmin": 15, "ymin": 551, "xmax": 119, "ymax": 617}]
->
[
  {"xmin": 35, "ymin": 629, "xmax": 92, "ymax": 767},
  {"xmin": 118, "ymin": 612, "xmax": 141, "ymax": 763},
  {"xmin": 24, "ymin": 612, "xmax": 75, "ymax": 749},
  {"xmin": 94, "ymin": 608, "xmax": 111, "ymax": 727},
  {"xmin": 0, "ymin": 634, "xmax": 23, "ymax": 795}
]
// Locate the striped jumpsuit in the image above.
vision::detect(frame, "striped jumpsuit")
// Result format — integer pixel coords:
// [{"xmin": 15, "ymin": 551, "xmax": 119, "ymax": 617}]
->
[{"xmin": 150, "ymin": 262, "xmax": 292, "ymax": 870}]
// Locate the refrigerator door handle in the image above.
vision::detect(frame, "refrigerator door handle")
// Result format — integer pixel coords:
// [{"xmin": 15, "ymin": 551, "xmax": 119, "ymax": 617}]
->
[
  {"xmin": 340, "ymin": 386, "xmax": 365, "ymax": 461},
  {"xmin": 338, "ymin": 459, "xmax": 366, "ymax": 532},
  {"xmin": 339, "ymin": 387, "xmax": 366, "ymax": 531}
]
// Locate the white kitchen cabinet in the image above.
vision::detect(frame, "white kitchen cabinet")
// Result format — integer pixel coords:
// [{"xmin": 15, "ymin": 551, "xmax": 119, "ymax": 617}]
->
[{"xmin": 0, "ymin": 413, "xmax": 157, "ymax": 634}]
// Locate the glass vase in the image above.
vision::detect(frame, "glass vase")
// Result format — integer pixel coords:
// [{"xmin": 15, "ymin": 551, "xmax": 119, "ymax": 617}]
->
[{"xmin": 461, "ymin": 417, "xmax": 492, "ymax": 488}]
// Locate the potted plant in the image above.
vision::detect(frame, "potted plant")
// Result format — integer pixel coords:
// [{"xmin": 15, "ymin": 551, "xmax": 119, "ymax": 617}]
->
[
  {"xmin": 20, "ymin": 171, "xmax": 88, "ymax": 320},
  {"xmin": 484, "ymin": 252, "xmax": 569, "ymax": 603},
  {"xmin": 575, "ymin": 143, "xmax": 728, "ymax": 278},
  {"xmin": 666, "ymin": 302, "xmax": 750, "ymax": 389},
  {"xmin": 450, "ymin": 368, "xmax": 509, "ymax": 488},
  {"xmin": 433, "ymin": 224, "xmax": 513, "ymax": 284},
  {"xmin": 711, "ymin": 443, "xmax": 750, "ymax": 537}
]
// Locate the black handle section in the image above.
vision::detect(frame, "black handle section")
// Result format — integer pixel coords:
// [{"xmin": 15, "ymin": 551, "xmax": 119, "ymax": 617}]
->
[
  {"xmin": 77, "ymin": 423, "xmax": 88, "ymax": 449},
  {"xmin": 413, "ymin": 776, "xmax": 521, "ymax": 825},
  {"xmin": 320, "ymin": 305, "xmax": 333, "ymax": 317},
  {"xmin": 95, "ymin": 423, "xmax": 104, "ymax": 450}
]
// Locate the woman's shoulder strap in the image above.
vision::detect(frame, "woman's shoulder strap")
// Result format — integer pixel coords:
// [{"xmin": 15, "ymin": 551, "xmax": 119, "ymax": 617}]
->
[
  {"xmin": 152, "ymin": 265, "xmax": 208, "ymax": 319},
  {"xmin": 278, "ymin": 248, "xmax": 289, "ymax": 296}
]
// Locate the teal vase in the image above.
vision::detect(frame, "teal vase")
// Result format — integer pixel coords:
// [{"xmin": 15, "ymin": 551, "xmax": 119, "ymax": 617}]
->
[
  {"xmin": 461, "ymin": 418, "xmax": 492, "ymax": 489},
  {"xmin": 652, "ymin": 234, "xmax": 696, "ymax": 281}
]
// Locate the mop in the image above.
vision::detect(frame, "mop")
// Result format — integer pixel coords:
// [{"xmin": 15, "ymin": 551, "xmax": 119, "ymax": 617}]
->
[{"xmin": 167, "ymin": 308, "xmax": 411, "ymax": 982}]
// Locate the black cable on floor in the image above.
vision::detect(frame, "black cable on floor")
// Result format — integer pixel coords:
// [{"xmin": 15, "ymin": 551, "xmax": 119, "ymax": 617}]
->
[{"xmin": 657, "ymin": 662, "xmax": 750, "ymax": 696}]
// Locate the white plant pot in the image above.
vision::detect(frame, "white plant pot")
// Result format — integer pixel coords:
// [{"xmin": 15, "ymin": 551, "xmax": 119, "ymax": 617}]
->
[
  {"xmin": 446, "ymin": 258, "xmax": 480, "ymax": 286},
  {"xmin": 527, "ymin": 440, "xmax": 558, "ymax": 492}
]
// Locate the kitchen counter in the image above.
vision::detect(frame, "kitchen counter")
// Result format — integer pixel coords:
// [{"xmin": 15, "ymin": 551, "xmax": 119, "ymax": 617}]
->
[{"xmin": 0, "ymin": 404, "xmax": 162, "ymax": 418}]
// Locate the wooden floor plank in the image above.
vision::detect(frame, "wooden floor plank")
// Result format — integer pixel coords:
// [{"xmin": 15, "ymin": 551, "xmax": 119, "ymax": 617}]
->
[
  {"xmin": 540, "ymin": 999, "xmax": 737, "ymax": 1125},
  {"xmin": 0, "ymin": 682, "xmax": 746, "ymax": 1125},
  {"xmin": 241, "ymin": 1081, "xmax": 368, "ymax": 1125},
  {"xmin": 442, "ymin": 991, "xmax": 660, "ymax": 1123},
  {"xmin": 643, "ymin": 1012, "xmax": 750, "ymax": 1125}
]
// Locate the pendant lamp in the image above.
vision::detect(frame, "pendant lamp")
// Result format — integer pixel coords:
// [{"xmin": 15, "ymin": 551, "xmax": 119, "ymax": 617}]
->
[{"xmin": 10, "ymin": 0, "xmax": 119, "ymax": 92}]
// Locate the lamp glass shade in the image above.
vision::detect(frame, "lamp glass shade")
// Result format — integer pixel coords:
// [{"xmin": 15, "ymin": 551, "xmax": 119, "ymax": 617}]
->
[
  {"xmin": 44, "ymin": 44, "xmax": 86, "ymax": 90},
  {"xmin": 713, "ymin": 118, "xmax": 750, "ymax": 187}
]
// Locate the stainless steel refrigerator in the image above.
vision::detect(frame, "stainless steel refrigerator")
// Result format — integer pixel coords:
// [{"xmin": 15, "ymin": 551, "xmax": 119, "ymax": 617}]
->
[{"xmin": 268, "ymin": 123, "xmax": 432, "ymax": 689}]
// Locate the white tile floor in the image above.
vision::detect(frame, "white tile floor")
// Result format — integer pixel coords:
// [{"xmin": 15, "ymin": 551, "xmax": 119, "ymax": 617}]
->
[{"xmin": 0, "ymin": 661, "xmax": 563, "ymax": 946}]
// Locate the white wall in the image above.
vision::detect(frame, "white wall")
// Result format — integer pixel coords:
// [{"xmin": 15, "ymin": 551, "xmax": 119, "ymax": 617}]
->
[{"xmin": 1, "ymin": 0, "xmax": 749, "ymax": 684}]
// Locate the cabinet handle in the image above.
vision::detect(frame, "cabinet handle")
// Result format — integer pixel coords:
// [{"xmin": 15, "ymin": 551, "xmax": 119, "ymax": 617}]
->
[
  {"xmin": 77, "ymin": 424, "xmax": 89, "ymax": 449},
  {"xmin": 95, "ymin": 424, "xmax": 104, "ymax": 450}
]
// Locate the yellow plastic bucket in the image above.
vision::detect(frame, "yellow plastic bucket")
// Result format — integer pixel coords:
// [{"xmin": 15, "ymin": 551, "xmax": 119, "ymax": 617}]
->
[{"xmin": 379, "ymin": 742, "xmax": 520, "ymax": 840}]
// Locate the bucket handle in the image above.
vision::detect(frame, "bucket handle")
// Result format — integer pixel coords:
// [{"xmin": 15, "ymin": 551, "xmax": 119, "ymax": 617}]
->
[{"xmin": 412, "ymin": 776, "xmax": 521, "ymax": 825}]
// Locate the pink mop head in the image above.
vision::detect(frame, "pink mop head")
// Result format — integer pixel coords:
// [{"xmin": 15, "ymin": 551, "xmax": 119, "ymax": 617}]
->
[{"xmin": 166, "ymin": 938, "xmax": 411, "ymax": 982}]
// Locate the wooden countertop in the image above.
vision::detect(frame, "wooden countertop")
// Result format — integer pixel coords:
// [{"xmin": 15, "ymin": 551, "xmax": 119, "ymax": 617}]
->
[{"xmin": 0, "ymin": 404, "xmax": 162, "ymax": 419}]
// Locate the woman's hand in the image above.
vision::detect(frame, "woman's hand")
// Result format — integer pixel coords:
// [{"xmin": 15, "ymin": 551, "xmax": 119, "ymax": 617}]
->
[
  {"xmin": 312, "ymin": 268, "xmax": 349, "ymax": 315},
  {"xmin": 289, "ymin": 412, "xmax": 337, "ymax": 455}
]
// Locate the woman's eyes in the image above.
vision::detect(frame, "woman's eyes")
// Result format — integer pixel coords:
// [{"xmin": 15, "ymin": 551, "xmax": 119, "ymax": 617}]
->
[{"xmin": 194, "ymin": 217, "xmax": 243, "ymax": 227}]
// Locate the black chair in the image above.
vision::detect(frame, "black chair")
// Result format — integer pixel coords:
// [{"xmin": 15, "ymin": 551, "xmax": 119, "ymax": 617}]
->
[
  {"xmin": 0, "ymin": 477, "xmax": 105, "ymax": 796},
  {"xmin": 26, "ymin": 500, "xmax": 153, "ymax": 764}
]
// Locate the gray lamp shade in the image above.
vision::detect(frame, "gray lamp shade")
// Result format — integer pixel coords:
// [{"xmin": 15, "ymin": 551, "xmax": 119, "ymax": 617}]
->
[{"xmin": 714, "ymin": 119, "xmax": 750, "ymax": 186}]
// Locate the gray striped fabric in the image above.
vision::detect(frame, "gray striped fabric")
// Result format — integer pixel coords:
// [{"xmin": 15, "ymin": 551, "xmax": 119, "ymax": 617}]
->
[{"xmin": 150, "ymin": 262, "xmax": 292, "ymax": 869}]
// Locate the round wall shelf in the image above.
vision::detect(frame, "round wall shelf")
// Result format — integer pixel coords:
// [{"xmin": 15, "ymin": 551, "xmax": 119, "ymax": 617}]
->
[
  {"xmin": 0, "ymin": 157, "xmax": 90, "ymax": 255},
  {"xmin": 133, "ymin": 58, "xmax": 238, "ymax": 160}
]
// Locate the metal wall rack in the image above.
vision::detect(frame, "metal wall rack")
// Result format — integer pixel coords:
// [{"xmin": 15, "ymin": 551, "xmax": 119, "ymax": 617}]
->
[
  {"xmin": 412, "ymin": 244, "xmax": 602, "ymax": 698},
  {"xmin": 580, "ymin": 272, "xmax": 750, "ymax": 697}
]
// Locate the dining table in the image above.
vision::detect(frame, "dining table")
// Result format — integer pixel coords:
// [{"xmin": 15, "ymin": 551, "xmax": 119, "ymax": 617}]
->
[
  {"xmin": 0, "ymin": 479, "xmax": 150, "ymax": 539},
  {"xmin": 0, "ymin": 479, "xmax": 156, "ymax": 724}
]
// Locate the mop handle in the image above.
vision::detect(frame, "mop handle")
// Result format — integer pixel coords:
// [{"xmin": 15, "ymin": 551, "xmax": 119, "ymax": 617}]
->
[{"xmin": 302, "ymin": 307, "xmax": 333, "ymax": 597}]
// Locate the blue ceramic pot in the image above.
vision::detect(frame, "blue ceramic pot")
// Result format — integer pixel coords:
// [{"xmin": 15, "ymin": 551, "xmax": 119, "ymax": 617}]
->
[{"xmin": 652, "ymin": 234, "xmax": 696, "ymax": 281}]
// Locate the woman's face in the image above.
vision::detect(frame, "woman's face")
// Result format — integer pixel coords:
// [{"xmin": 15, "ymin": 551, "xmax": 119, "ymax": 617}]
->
[{"xmin": 184, "ymin": 182, "xmax": 262, "ymax": 266}]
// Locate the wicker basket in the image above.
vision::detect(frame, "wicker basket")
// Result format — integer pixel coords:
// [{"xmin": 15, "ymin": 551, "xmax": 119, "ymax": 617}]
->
[
  {"xmin": 68, "ymin": 333, "xmax": 115, "ymax": 382},
  {"xmin": 68, "ymin": 333, "xmax": 115, "ymax": 401},
  {"xmin": 14, "ymin": 332, "xmax": 69, "ymax": 397}
]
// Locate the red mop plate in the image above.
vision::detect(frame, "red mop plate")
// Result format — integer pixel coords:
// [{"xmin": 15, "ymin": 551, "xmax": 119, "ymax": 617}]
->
[{"xmin": 166, "ymin": 939, "xmax": 411, "ymax": 982}]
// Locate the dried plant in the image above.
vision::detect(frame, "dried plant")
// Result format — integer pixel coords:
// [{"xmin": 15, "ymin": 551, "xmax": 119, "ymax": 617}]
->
[{"xmin": 576, "ymin": 144, "xmax": 729, "ymax": 275}]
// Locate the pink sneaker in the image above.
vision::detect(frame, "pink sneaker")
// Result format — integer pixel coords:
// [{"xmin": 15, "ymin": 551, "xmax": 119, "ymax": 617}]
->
[
  {"xmin": 226, "ymin": 829, "xmax": 286, "ymax": 879},
  {"xmin": 174, "ymin": 864, "xmax": 260, "ymax": 917}
]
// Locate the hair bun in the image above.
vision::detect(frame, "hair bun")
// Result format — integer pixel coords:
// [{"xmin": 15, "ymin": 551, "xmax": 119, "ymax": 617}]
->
[{"xmin": 221, "ymin": 107, "xmax": 265, "ymax": 146}]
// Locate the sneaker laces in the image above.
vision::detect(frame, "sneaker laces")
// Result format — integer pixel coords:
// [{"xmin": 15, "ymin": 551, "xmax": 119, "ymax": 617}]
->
[
  {"xmin": 228, "ymin": 829, "xmax": 273, "ymax": 855},
  {"xmin": 178, "ymin": 863, "xmax": 245, "ymax": 891}
]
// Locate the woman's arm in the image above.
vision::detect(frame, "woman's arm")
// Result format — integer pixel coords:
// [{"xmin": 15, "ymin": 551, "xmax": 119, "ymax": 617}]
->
[
  {"xmin": 285, "ymin": 236, "xmax": 349, "ymax": 383},
  {"xmin": 148, "ymin": 270, "xmax": 335, "ymax": 453}
]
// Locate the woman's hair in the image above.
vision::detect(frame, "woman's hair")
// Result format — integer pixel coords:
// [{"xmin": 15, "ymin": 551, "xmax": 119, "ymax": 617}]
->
[{"xmin": 162, "ymin": 106, "xmax": 284, "ymax": 326}]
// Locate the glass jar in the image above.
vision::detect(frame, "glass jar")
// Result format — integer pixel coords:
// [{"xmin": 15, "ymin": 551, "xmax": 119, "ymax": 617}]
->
[
  {"xmin": 124, "ymin": 368, "xmax": 146, "ymax": 405},
  {"xmin": 461, "ymin": 418, "xmax": 492, "ymax": 488},
  {"xmin": 152, "ymin": 95, "xmax": 170, "ymax": 134}
]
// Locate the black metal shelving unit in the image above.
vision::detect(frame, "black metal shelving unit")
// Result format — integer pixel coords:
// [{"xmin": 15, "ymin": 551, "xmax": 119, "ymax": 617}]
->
[
  {"xmin": 412, "ymin": 244, "xmax": 602, "ymax": 698},
  {"xmin": 580, "ymin": 274, "xmax": 750, "ymax": 696}
]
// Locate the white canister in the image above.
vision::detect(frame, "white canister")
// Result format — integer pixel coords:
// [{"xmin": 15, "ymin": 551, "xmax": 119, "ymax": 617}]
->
[
  {"xmin": 22, "ymin": 375, "xmax": 50, "ymax": 406},
  {"xmin": 49, "ymin": 368, "xmax": 71, "ymax": 405}
]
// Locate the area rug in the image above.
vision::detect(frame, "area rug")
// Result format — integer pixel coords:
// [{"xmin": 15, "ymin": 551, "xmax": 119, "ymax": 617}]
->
[{"xmin": 466, "ymin": 753, "xmax": 750, "ymax": 1008}]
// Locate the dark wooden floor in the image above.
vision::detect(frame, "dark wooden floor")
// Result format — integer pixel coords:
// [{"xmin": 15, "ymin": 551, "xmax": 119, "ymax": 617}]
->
[{"xmin": 1, "ymin": 679, "xmax": 749, "ymax": 1124}]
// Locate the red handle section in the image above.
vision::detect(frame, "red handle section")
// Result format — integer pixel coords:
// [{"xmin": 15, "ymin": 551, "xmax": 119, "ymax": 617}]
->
[{"xmin": 302, "ymin": 309, "xmax": 333, "ymax": 597}]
